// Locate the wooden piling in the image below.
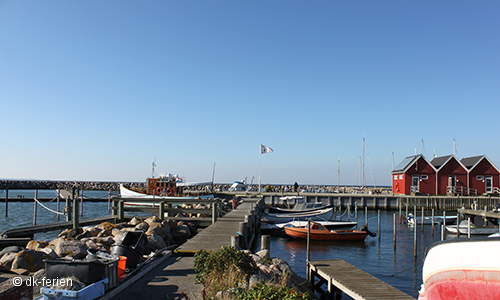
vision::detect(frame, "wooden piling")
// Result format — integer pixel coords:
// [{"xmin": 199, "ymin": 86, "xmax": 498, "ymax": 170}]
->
[
  {"xmin": 261, "ymin": 235, "xmax": 270, "ymax": 251},
  {"xmin": 73, "ymin": 198, "xmax": 79, "ymax": 229},
  {"xmin": 66, "ymin": 198, "xmax": 71, "ymax": 222},
  {"xmin": 158, "ymin": 201, "xmax": 165, "ymax": 221}
]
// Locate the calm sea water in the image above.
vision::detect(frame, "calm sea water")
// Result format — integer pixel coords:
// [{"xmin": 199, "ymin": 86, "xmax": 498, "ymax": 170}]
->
[
  {"xmin": 257, "ymin": 210, "xmax": 474, "ymax": 299},
  {"xmin": 0, "ymin": 191, "xmax": 470, "ymax": 299}
]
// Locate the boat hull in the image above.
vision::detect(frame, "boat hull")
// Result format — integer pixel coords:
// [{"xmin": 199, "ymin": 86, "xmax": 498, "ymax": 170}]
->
[
  {"xmin": 284, "ymin": 226, "xmax": 367, "ymax": 241},
  {"xmin": 268, "ymin": 204, "xmax": 332, "ymax": 214},
  {"xmin": 418, "ymin": 238, "xmax": 500, "ymax": 300}
]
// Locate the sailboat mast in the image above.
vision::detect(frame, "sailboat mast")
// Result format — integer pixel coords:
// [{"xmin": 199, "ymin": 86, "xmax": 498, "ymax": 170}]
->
[{"xmin": 362, "ymin": 138, "xmax": 365, "ymax": 189}]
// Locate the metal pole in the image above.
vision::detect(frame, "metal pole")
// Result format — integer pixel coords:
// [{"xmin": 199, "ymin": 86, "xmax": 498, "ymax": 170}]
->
[
  {"xmin": 431, "ymin": 209, "xmax": 435, "ymax": 234},
  {"xmin": 421, "ymin": 207, "xmax": 424, "ymax": 232},
  {"xmin": 414, "ymin": 215, "xmax": 417, "ymax": 258},
  {"xmin": 33, "ymin": 190, "xmax": 38, "ymax": 226},
  {"xmin": 443, "ymin": 211, "xmax": 447, "ymax": 240},
  {"xmin": 467, "ymin": 217, "xmax": 471, "ymax": 238},
  {"xmin": 393, "ymin": 213, "xmax": 396, "ymax": 250},
  {"xmin": 57, "ymin": 194, "xmax": 60, "ymax": 221},
  {"xmin": 5, "ymin": 189, "xmax": 8, "ymax": 218},
  {"xmin": 107, "ymin": 190, "xmax": 111, "ymax": 212},
  {"xmin": 378, "ymin": 210, "xmax": 381, "ymax": 242},
  {"xmin": 306, "ymin": 220, "xmax": 311, "ymax": 264},
  {"xmin": 80, "ymin": 189, "xmax": 83, "ymax": 217},
  {"xmin": 365, "ymin": 207, "xmax": 368, "ymax": 226}
]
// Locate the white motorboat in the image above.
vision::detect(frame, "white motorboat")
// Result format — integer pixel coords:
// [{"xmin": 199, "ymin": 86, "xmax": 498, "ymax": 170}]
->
[
  {"xmin": 268, "ymin": 196, "xmax": 331, "ymax": 214},
  {"xmin": 418, "ymin": 237, "xmax": 500, "ymax": 300},
  {"xmin": 406, "ymin": 213, "xmax": 458, "ymax": 225},
  {"xmin": 261, "ymin": 207, "xmax": 334, "ymax": 223},
  {"xmin": 445, "ymin": 220, "xmax": 499, "ymax": 235}
]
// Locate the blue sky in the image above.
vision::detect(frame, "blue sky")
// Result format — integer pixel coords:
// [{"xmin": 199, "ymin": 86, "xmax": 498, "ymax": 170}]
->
[{"xmin": 1, "ymin": 1, "xmax": 499, "ymax": 186}]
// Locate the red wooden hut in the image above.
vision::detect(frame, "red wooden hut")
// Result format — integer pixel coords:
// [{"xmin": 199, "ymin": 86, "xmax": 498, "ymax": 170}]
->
[
  {"xmin": 391, "ymin": 154, "xmax": 437, "ymax": 195},
  {"xmin": 460, "ymin": 155, "xmax": 500, "ymax": 195}
]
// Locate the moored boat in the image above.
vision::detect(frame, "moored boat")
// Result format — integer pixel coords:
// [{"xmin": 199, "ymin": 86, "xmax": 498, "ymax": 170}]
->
[
  {"xmin": 284, "ymin": 222, "xmax": 373, "ymax": 241},
  {"xmin": 445, "ymin": 220, "xmax": 499, "ymax": 235},
  {"xmin": 406, "ymin": 213, "xmax": 458, "ymax": 225},
  {"xmin": 418, "ymin": 237, "xmax": 500, "ymax": 300},
  {"xmin": 267, "ymin": 196, "xmax": 331, "ymax": 214},
  {"xmin": 119, "ymin": 173, "xmax": 214, "ymax": 206},
  {"xmin": 261, "ymin": 207, "xmax": 334, "ymax": 223},
  {"xmin": 260, "ymin": 219, "xmax": 357, "ymax": 235}
]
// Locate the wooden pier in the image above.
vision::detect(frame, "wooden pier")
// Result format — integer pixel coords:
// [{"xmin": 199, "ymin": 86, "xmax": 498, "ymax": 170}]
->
[
  {"xmin": 1, "ymin": 215, "xmax": 118, "ymax": 238},
  {"xmin": 308, "ymin": 259, "xmax": 415, "ymax": 300},
  {"xmin": 175, "ymin": 197, "xmax": 264, "ymax": 254}
]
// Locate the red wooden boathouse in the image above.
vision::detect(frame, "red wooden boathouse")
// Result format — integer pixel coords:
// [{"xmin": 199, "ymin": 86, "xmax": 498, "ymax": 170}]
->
[{"xmin": 392, "ymin": 154, "xmax": 500, "ymax": 196}]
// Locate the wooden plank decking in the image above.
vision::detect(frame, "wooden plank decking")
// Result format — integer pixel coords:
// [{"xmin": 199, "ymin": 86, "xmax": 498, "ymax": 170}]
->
[
  {"xmin": 308, "ymin": 259, "xmax": 415, "ymax": 300},
  {"xmin": 175, "ymin": 198, "xmax": 262, "ymax": 254}
]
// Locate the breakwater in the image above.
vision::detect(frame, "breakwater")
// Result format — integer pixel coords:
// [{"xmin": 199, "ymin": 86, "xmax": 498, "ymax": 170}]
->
[{"xmin": 0, "ymin": 180, "xmax": 143, "ymax": 191}]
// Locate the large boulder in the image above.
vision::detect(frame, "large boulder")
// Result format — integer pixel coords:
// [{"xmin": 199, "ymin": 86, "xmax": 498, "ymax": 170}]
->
[
  {"xmin": 26, "ymin": 240, "xmax": 49, "ymax": 250},
  {"xmin": 11, "ymin": 250, "xmax": 51, "ymax": 272},
  {"xmin": 146, "ymin": 223, "xmax": 168, "ymax": 240},
  {"xmin": 98, "ymin": 222, "xmax": 116, "ymax": 231},
  {"xmin": 144, "ymin": 216, "xmax": 161, "ymax": 225},
  {"xmin": 54, "ymin": 240, "xmax": 88, "ymax": 259},
  {"xmin": 146, "ymin": 234, "xmax": 167, "ymax": 250},
  {"xmin": 0, "ymin": 246, "xmax": 23, "ymax": 258},
  {"xmin": 128, "ymin": 217, "xmax": 143, "ymax": 226},
  {"xmin": 135, "ymin": 222, "xmax": 149, "ymax": 232},
  {"xmin": 0, "ymin": 252, "xmax": 18, "ymax": 270}
]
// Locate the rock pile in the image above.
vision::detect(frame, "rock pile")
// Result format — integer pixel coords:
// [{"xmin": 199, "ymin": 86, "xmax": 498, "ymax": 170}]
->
[{"xmin": 0, "ymin": 216, "xmax": 199, "ymax": 278}]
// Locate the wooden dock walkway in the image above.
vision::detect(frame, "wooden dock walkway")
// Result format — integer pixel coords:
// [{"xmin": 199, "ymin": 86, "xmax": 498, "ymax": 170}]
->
[
  {"xmin": 175, "ymin": 198, "xmax": 263, "ymax": 254},
  {"xmin": 1, "ymin": 215, "xmax": 118, "ymax": 238},
  {"xmin": 308, "ymin": 259, "xmax": 415, "ymax": 300}
]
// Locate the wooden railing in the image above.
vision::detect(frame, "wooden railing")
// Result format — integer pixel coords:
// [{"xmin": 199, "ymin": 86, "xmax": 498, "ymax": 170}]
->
[
  {"xmin": 111, "ymin": 197, "xmax": 224, "ymax": 226},
  {"xmin": 447, "ymin": 186, "xmax": 477, "ymax": 196}
]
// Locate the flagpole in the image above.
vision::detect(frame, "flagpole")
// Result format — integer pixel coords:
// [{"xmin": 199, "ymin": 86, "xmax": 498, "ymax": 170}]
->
[{"xmin": 259, "ymin": 146, "xmax": 262, "ymax": 193}]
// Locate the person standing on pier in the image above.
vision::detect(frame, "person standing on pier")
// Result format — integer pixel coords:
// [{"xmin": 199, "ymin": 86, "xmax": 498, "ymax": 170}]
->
[{"xmin": 294, "ymin": 181, "xmax": 299, "ymax": 195}]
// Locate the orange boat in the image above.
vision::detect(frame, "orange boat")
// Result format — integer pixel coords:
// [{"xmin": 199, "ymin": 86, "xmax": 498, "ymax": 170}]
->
[{"xmin": 284, "ymin": 222, "xmax": 370, "ymax": 241}]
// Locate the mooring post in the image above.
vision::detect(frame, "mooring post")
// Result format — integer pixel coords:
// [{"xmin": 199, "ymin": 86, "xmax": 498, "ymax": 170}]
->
[
  {"xmin": 80, "ymin": 189, "xmax": 84, "ymax": 217},
  {"xmin": 73, "ymin": 197, "xmax": 80, "ymax": 229},
  {"xmin": 231, "ymin": 235, "xmax": 240, "ymax": 249},
  {"xmin": 118, "ymin": 200, "xmax": 124, "ymax": 222},
  {"xmin": 56, "ymin": 193, "xmax": 60, "ymax": 221},
  {"xmin": 421, "ymin": 207, "xmax": 424, "ymax": 232},
  {"xmin": 212, "ymin": 202, "xmax": 218, "ymax": 224},
  {"xmin": 378, "ymin": 210, "xmax": 381, "ymax": 242},
  {"xmin": 238, "ymin": 222, "xmax": 248, "ymax": 249},
  {"xmin": 5, "ymin": 188, "xmax": 8, "ymax": 218},
  {"xmin": 33, "ymin": 190, "xmax": 38, "ymax": 226},
  {"xmin": 393, "ymin": 213, "xmax": 396, "ymax": 251},
  {"xmin": 158, "ymin": 201, "xmax": 164, "ymax": 221},
  {"xmin": 365, "ymin": 206, "xmax": 368, "ymax": 226},
  {"xmin": 261, "ymin": 235, "xmax": 270, "ymax": 251},
  {"xmin": 66, "ymin": 197, "xmax": 72, "ymax": 222}
]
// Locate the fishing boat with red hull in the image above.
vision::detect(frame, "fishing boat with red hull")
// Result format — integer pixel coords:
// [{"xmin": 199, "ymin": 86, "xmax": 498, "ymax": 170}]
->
[{"xmin": 284, "ymin": 222, "xmax": 373, "ymax": 241}]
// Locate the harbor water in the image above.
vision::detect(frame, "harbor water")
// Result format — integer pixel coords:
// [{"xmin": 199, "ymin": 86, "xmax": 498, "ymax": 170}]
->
[{"xmin": 0, "ymin": 191, "xmax": 471, "ymax": 299}]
